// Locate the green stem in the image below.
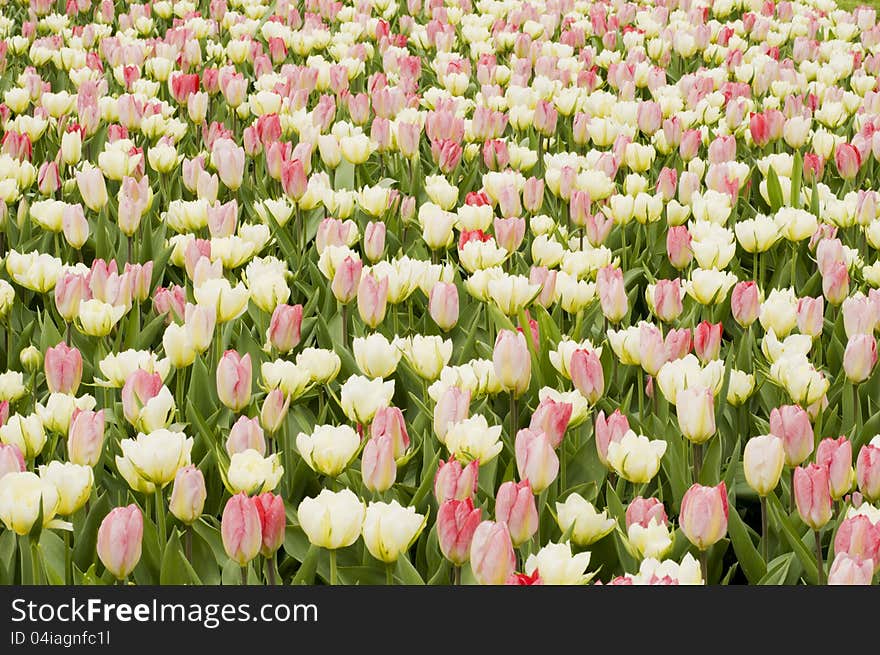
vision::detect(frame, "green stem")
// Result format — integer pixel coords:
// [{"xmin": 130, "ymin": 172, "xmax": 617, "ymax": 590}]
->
[
  {"xmin": 693, "ymin": 442, "xmax": 703, "ymax": 484},
  {"xmin": 266, "ymin": 556, "xmax": 277, "ymax": 586},
  {"xmin": 31, "ymin": 539, "xmax": 41, "ymax": 585},
  {"xmin": 386, "ymin": 563, "xmax": 394, "ymax": 586},
  {"xmin": 761, "ymin": 495, "xmax": 769, "ymax": 564},
  {"xmin": 453, "ymin": 565, "xmax": 462, "ymax": 585},
  {"xmin": 699, "ymin": 549, "xmax": 708, "ymax": 585},
  {"xmin": 64, "ymin": 530, "xmax": 72, "ymax": 585},
  {"xmin": 814, "ymin": 530, "xmax": 824, "ymax": 586},
  {"xmin": 241, "ymin": 565, "xmax": 248, "ymax": 586},
  {"xmin": 329, "ymin": 549, "xmax": 338, "ymax": 585},
  {"xmin": 155, "ymin": 489, "xmax": 166, "ymax": 555}
]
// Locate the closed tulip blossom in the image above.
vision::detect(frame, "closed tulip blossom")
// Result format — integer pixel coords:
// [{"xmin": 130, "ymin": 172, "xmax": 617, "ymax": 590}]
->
[
  {"xmin": 514, "ymin": 429, "xmax": 559, "ymax": 493},
  {"xmin": 495, "ymin": 480, "xmax": 539, "ymax": 547},
  {"xmin": 434, "ymin": 459, "xmax": 478, "ymax": 503},
  {"xmin": 676, "ymin": 387, "xmax": 716, "ymax": 444},
  {"xmin": 528, "ymin": 397, "xmax": 572, "ymax": 448},
  {"xmin": 570, "ymin": 348, "xmax": 604, "ymax": 404},
  {"xmin": 857, "ymin": 441, "xmax": 880, "ymax": 502},
  {"xmin": 470, "ymin": 520, "xmax": 517, "ymax": 585},
  {"xmin": 437, "ymin": 498, "xmax": 482, "ymax": 567},
  {"xmin": 493, "ymin": 329, "xmax": 531, "ymax": 397},
  {"xmin": 221, "ymin": 492, "xmax": 262, "ymax": 568},
  {"xmin": 844, "ymin": 334, "xmax": 878, "ymax": 384},
  {"xmin": 816, "ymin": 437, "xmax": 854, "ymax": 500},
  {"xmin": 169, "ymin": 465, "xmax": 206, "ymax": 524},
  {"xmin": 833, "ymin": 515, "xmax": 880, "ymax": 572},
  {"xmin": 793, "ymin": 464, "xmax": 833, "ymax": 531},
  {"xmin": 362, "ymin": 434, "xmax": 397, "ymax": 493},
  {"xmin": 679, "ymin": 483, "xmax": 729, "ymax": 551},
  {"xmin": 743, "ymin": 435, "xmax": 785, "ymax": 496},
  {"xmin": 253, "ymin": 493, "xmax": 286, "ymax": 558},
  {"xmin": 216, "ymin": 351, "xmax": 252, "ymax": 412},
  {"xmin": 827, "ymin": 553, "xmax": 873, "ymax": 585},
  {"xmin": 97, "ymin": 504, "xmax": 143, "ymax": 580},
  {"xmin": 769, "ymin": 405, "xmax": 814, "ymax": 467},
  {"xmin": 595, "ymin": 409, "xmax": 631, "ymax": 466}
]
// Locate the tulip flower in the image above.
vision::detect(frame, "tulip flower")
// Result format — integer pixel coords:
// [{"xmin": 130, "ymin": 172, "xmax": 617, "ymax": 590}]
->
[
  {"xmin": 679, "ymin": 482, "xmax": 729, "ymax": 551},
  {"xmin": 216, "ymin": 351, "xmax": 252, "ymax": 412},
  {"xmin": 221, "ymin": 493, "xmax": 262, "ymax": 570},
  {"xmin": 556, "ymin": 494, "xmax": 615, "ymax": 546},
  {"xmin": 437, "ymin": 498, "xmax": 482, "ymax": 568},
  {"xmin": 169, "ymin": 466, "xmax": 206, "ymax": 525},
  {"xmin": 816, "ymin": 437, "xmax": 854, "ymax": 500},
  {"xmin": 253, "ymin": 493, "xmax": 286, "ymax": 558},
  {"xmin": 827, "ymin": 553, "xmax": 873, "ymax": 585},
  {"xmin": 493, "ymin": 329, "xmax": 531, "ymax": 397},
  {"xmin": 857, "ymin": 442, "xmax": 880, "ymax": 502},
  {"xmin": 570, "ymin": 348, "xmax": 604, "ymax": 404},
  {"xmin": 434, "ymin": 459, "xmax": 478, "ymax": 504},
  {"xmin": 97, "ymin": 505, "xmax": 143, "ymax": 580},
  {"xmin": 769, "ymin": 405, "xmax": 814, "ymax": 467},
  {"xmin": 676, "ymin": 387, "xmax": 716, "ymax": 444},
  {"xmin": 524, "ymin": 541, "xmax": 594, "ymax": 585},
  {"xmin": 362, "ymin": 434, "xmax": 397, "ymax": 493},
  {"xmin": 793, "ymin": 464, "xmax": 833, "ymax": 531},
  {"xmin": 363, "ymin": 501, "xmax": 426, "ymax": 567},
  {"xmin": 0, "ymin": 443, "xmax": 25, "ymax": 479},
  {"xmin": 470, "ymin": 520, "xmax": 517, "ymax": 585},
  {"xmin": 743, "ymin": 435, "xmax": 785, "ymax": 497},
  {"xmin": 514, "ymin": 429, "xmax": 559, "ymax": 493},
  {"xmin": 44, "ymin": 343, "xmax": 83, "ymax": 395}
]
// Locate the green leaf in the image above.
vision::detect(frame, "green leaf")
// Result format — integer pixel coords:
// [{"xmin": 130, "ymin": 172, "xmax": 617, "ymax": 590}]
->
[
  {"xmin": 766, "ymin": 493, "xmax": 818, "ymax": 584},
  {"xmin": 290, "ymin": 544, "xmax": 320, "ymax": 585},
  {"xmin": 726, "ymin": 506, "xmax": 766, "ymax": 583},
  {"xmin": 160, "ymin": 530, "xmax": 202, "ymax": 584},
  {"xmin": 73, "ymin": 493, "xmax": 111, "ymax": 572},
  {"xmin": 394, "ymin": 554, "xmax": 425, "ymax": 585},
  {"xmin": 765, "ymin": 166, "xmax": 784, "ymax": 212},
  {"xmin": 758, "ymin": 553, "xmax": 794, "ymax": 585},
  {"xmin": 790, "ymin": 150, "xmax": 803, "ymax": 208}
]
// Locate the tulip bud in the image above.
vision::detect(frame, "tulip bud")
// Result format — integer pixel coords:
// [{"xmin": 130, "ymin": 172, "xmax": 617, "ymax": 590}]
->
[
  {"xmin": 363, "ymin": 221, "xmax": 385, "ymax": 262},
  {"xmin": 44, "ymin": 342, "xmax": 82, "ymax": 394},
  {"xmin": 731, "ymin": 281, "xmax": 760, "ymax": 327},
  {"xmin": 259, "ymin": 389, "xmax": 289, "ymax": 435},
  {"xmin": 828, "ymin": 552, "xmax": 873, "ymax": 585},
  {"xmin": 357, "ymin": 272, "xmax": 388, "ymax": 328},
  {"xmin": 332, "ymin": 256, "xmax": 362, "ymax": 304},
  {"xmin": 434, "ymin": 458, "xmax": 478, "ymax": 503},
  {"xmin": 362, "ymin": 434, "xmax": 396, "ymax": 493},
  {"xmin": 67, "ymin": 409, "xmax": 104, "ymax": 467},
  {"xmin": 470, "ymin": 520, "xmax": 517, "ymax": 584},
  {"xmin": 433, "ymin": 387, "xmax": 471, "ymax": 443},
  {"xmin": 857, "ymin": 442, "xmax": 880, "ymax": 501},
  {"xmin": 495, "ymin": 479, "xmax": 539, "ymax": 546},
  {"xmin": 667, "ymin": 226, "xmax": 693, "ymax": 269},
  {"xmin": 679, "ymin": 482, "xmax": 729, "ymax": 550},
  {"xmin": 97, "ymin": 504, "xmax": 143, "ymax": 580},
  {"xmin": 216, "ymin": 351, "xmax": 252, "ymax": 412},
  {"xmin": 676, "ymin": 387, "xmax": 716, "ymax": 444},
  {"xmin": 0, "ymin": 443, "xmax": 25, "ymax": 479},
  {"xmin": 794, "ymin": 464, "xmax": 833, "ymax": 530},
  {"xmin": 226, "ymin": 416, "xmax": 266, "ymax": 456},
  {"xmin": 253, "ymin": 492, "xmax": 285, "ymax": 557},
  {"xmin": 844, "ymin": 334, "xmax": 878, "ymax": 383},
  {"xmin": 221, "ymin": 492, "xmax": 262, "ymax": 567},
  {"xmin": 493, "ymin": 329, "xmax": 531, "ymax": 397},
  {"xmin": 169, "ymin": 465, "xmax": 206, "ymax": 524},
  {"xmin": 817, "ymin": 436, "xmax": 854, "ymax": 500},
  {"xmin": 769, "ymin": 405, "xmax": 814, "ymax": 467},
  {"xmin": 371, "ymin": 406, "xmax": 410, "ymax": 458},
  {"xmin": 429, "ymin": 282, "xmax": 459, "ymax": 331},
  {"xmin": 743, "ymin": 434, "xmax": 785, "ymax": 496},
  {"xmin": 570, "ymin": 348, "xmax": 604, "ymax": 404},
  {"xmin": 833, "ymin": 515, "xmax": 880, "ymax": 572},
  {"xmin": 693, "ymin": 322, "xmax": 722, "ymax": 363},
  {"xmin": 514, "ymin": 429, "xmax": 559, "ymax": 493},
  {"xmin": 597, "ymin": 265, "xmax": 627, "ymax": 323},
  {"xmin": 528, "ymin": 397, "xmax": 572, "ymax": 449},
  {"xmin": 595, "ymin": 409, "xmax": 629, "ymax": 466},
  {"xmin": 437, "ymin": 498, "xmax": 482, "ymax": 566},
  {"xmin": 796, "ymin": 296, "xmax": 825, "ymax": 338},
  {"xmin": 20, "ymin": 346, "xmax": 41, "ymax": 372}
]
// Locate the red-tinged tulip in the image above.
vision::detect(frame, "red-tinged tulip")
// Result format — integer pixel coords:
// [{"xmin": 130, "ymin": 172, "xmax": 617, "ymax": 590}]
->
[
  {"xmin": 506, "ymin": 571, "xmax": 543, "ymax": 585},
  {"xmin": 494, "ymin": 216, "xmax": 526, "ymax": 253},
  {"xmin": 169, "ymin": 465, "xmax": 206, "ymax": 525},
  {"xmin": 221, "ymin": 492, "xmax": 262, "ymax": 567},
  {"xmin": 434, "ymin": 459, "xmax": 478, "ymax": 503},
  {"xmin": 266, "ymin": 303, "xmax": 303, "ymax": 353},
  {"xmin": 371, "ymin": 406, "xmax": 410, "ymax": 458},
  {"xmin": 280, "ymin": 158, "xmax": 308, "ymax": 200},
  {"xmin": 433, "ymin": 386, "xmax": 471, "ymax": 444},
  {"xmin": 857, "ymin": 442, "xmax": 880, "ymax": 501},
  {"xmin": 331, "ymin": 256, "xmax": 362, "ymax": 305},
  {"xmin": 666, "ymin": 226, "xmax": 693, "ymax": 269},
  {"xmin": 769, "ymin": 405, "xmax": 814, "ymax": 467},
  {"xmin": 570, "ymin": 348, "xmax": 604, "ymax": 404},
  {"xmin": 597, "ymin": 265, "xmax": 627, "ymax": 324},
  {"xmin": 470, "ymin": 520, "xmax": 517, "ymax": 585},
  {"xmin": 0, "ymin": 443, "xmax": 25, "ymax": 479},
  {"xmin": 44, "ymin": 342, "xmax": 82, "ymax": 395},
  {"xmin": 55, "ymin": 271, "xmax": 88, "ymax": 322},
  {"xmin": 534, "ymin": 100, "xmax": 558, "ymax": 136},
  {"xmin": 124, "ymin": 262, "xmax": 153, "ymax": 303},
  {"xmin": 38, "ymin": 161, "xmax": 60, "ymax": 195},
  {"xmin": 793, "ymin": 464, "xmax": 833, "ymax": 530},
  {"xmin": 362, "ymin": 433, "xmax": 396, "ymax": 493},
  {"xmin": 817, "ymin": 437, "xmax": 854, "ymax": 500},
  {"xmin": 822, "ymin": 261, "xmax": 849, "ymax": 306},
  {"xmin": 731, "ymin": 281, "xmax": 760, "ymax": 327},
  {"xmin": 253, "ymin": 493, "xmax": 285, "ymax": 557},
  {"xmin": 216, "ymin": 351, "xmax": 252, "ymax": 412},
  {"xmin": 679, "ymin": 482, "xmax": 729, "ymax": 551},
  {"xmin": 693, "ymin": 321, "xmax": 722, "ymax": 363},
  {"xmin": 529, "ymin": 266, "xmax": 557, "ymax": 308},
  {"xmin": 844, "ymin": 334, "xmax": 877, "ymax": 383},
  {"xmin": 626, "ymin": 497, "xmax": 668, "ymax": 529},
  {"xmin": 595, "ymin": 410, "xmax": 629, "ymax": 466},
  {"xmin": 803, "ymin": 152, "xmax": 825, "ymax": 184},
  {"xmin": 226, "ymin": 416, "xmax": 266, "ymax": 456},
  {"xmin": 97, "ymin": 504, "xmax": 143, "ymax": 580},
  {"xmin": 529, "ymin": 397, "xmax": 572, "ymax": 449},
  {"xmin": 676, "ymin": 387, "xmax": 716, "ymax": 444},
  {"xmin": 796, "ymin": 296, "xmax": 825, "ymax": 337},
  {"xmin": 495, "ymin": 480, "xmax": 538, "ymax": 547},
  {"xmin": 834, "ymin": 142, "xmax": 861, "ymax": 180},
  {"xmin": 68, "ymin": 409, "xmax": 105, "ymax": 467},
  {"xmin": 664, "ymin": 327, "xmax": 692, "ymax": 361},
  {"xmin": 121, "ymin": 370, "xmax": 163, "ymax": 425},
  {"xmin": 522, "ymin": 176, "xmax": 544, "ymax": 214},
  {"xmin": 429, "ymin": 282, "xmax": 459, "ymax": 331},
  {"xmin": 514, "ymin": 429, "xmax": 559, "ymax": 494},
  {"xmin": 638, "ymin": 323, "xmax": 667, "ymax": 377},
  {"xmin": 483, "ymin": 139, "xmax": 509, "ymax": 171},
  {"xmin": 357, "ymin": 271, "xmax": 388, "ymax": 329},
  {"xmin": 493, "ymin": 329, "xmax": 531, "ymax": 397},
  {"xmin": 653, "ymin": 279, "xmax": 683, "ymax": 322},
  {"xmin": 834, "ymin": 515, "xmax": 880, "ymax": 572},
  {"xmin": 679, "ymin": 129, "xmax": 701, "ymax": 160},
  {"xmin": 827, "ymin": 552, "xmax": 874, "ymax": 585},
  {"xmin": 260, "ymin": 388, "xmax": 290, "ymax": 435},
  {"xmin": 437, "ymin": 498, "xmax": 482, "ymax": 566},
  {"xmin": 363, "ymin": 221, "xmax": 386, "ymax": 262}
]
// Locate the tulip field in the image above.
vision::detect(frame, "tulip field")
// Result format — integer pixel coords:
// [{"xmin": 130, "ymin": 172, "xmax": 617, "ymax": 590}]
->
[{"xmin": 2, "ymin": 0, "xmax": 880, "ymax": 588}]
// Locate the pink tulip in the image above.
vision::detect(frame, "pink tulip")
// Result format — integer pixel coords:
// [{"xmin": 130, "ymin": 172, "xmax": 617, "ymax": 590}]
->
[
  {"xmin": 570, "ymin": 348, "xmax": 604, "ymax": 404},
  {"xmin": 528, "ymin": 397, "xmax": 572, "ymax": 449},
  {"xmin": 121, "ymin": 370, "xmax": 163, "ymax": 426},
  {"xmin": 437, "ymin": 498, "xmax": 482, "ymax": 566},
  {"xmin": 38, "ymin": 161, "xmax": 60, "ymax": 195},
  {"xmin": 597, "ymin": 265, "xmax": 627, "ymax": 323},
  {"xmin": 266, "ymin": 303, "xmax": 303, "ymax": 353},
  {"xmin": 653, "ymin": 279, "xmax": 683, "ymax": 322},
  {"xmin": 816, "ymin": 436, "xmax": 853, "ymax": 500},
  {"xmin": 534, "ymin": 100, "xmax": 558, "ymax": 135},
  {"xmin": 514, "ymin": 429, "xmax": 559, "ymax": 494},
  {"xmin": 169, "ymin": 465, "xmax": 206, "ymax": 525},
  {"xmin": 212, "ymin": 138, "xmax": 245, "ymax": 190},
  {"xmin": 260, "ymin": 388, "xmax": 290, "ymax": 435},
  {"xmin": 253, "ymin": 493, "xmax": 285, "ymax": 557},
  {"xmin": 679, "ymin": 482, "xmax": 729, "ymax": 550},
  {"xmin": 0, "ymin": 443, "xmax": 25, "ymax": 479},
  {"xmin": 844, "ymin": 334, "xmax": 877, "ymax": 383},
  {"xmin": 529, "ymin": 266, "xmax": 557, "ymax": 307},
  {"xmin": 221, "ymin": 492, "xmax": 262, "ymax": 567},
  {"xmin": 470, "ymin": 520, "xmax": 517, "ymax": 585},
  {"xmin": 362, "ymin": 433, "xmax": 396, "ymax": 493},
  {"xmin": 857, "ymin": 443, "xmax": 880, "ymax": 501},
  {"xmin": 666, "ymin": 226, "xmax": 693, "ymax": 269},
  {"xmin": 495, "ymin": 480, "xmax": 539, "ymax": 547},
  {"xmin": 822, "ymin": 261, "xmax": 849, "ymax": 306},
  {"xmin": 44, "ymin": 342, "xmax": 83, "ymax": 394},
  {"xmin": 493, "ymin": 329, "xmax": 531, "ymax": 397},
  {"xmin": 55, "ymin": 271, "xmax": 89, "ymax": 322},
  {"xmin": 843, "ymin": 294, "xmax": 877, "ymax": 337},
  {"xmin": 693, "ymin": 321, "xmax": 723, "ymax": 363},
  {"xmin": 827, "ymin": 552, "xmax": 874, "ymax": 585},
  {"xmin": 357, "ymin": 272, "xmax": 388, "ymax": 329},
  {"xmin": 124, "ymin": 262, "xmax": 153, "ymax": 302},
  {"xmin": 595, "ymin": 410, "xmax": 629, "ymax": 466},
  {"xmin": 834, "ymin": 142, "xmax": 861, "ymax": 179},
  {"xmin": 769, "ymin": 405, "xmax": 814, "ymax": 467},
  {"xmin": 97, "ymin": 505, "xmax": 143, "ymax": 580},
  {"xmin": 68, "ymin": 409, "xmax": 105, "ymax": 467},
  {"xmin": 522, "ymin": 176, "xmax": 544, "ymax": 213},
  {"xmin": 626, "ymin": 497, "xmax": 668, "ymax": 529},
  {"xmin": 833, "ymin": 515, "xmax": 880, "ymax": 572},
  {"xmin": 665, "ymin": 327, "xmax": 692, "ymax": 362},
  {"xmin": 493, "ymin": 216, "xmax": 526, "ymax": 253},
  {"xmin": 656, "ymin": 167, "xmax": 678, "ymax": 200},
  {"xmin": 429, "ymin": 282, "xmax": 459, "ymax": 331},
  {"xmin": 363, "ymin": 221, "xmax": 386, "ymax": 262},
  {"xmin": 796, "ymin": 296, "xmax": 825, "ymax": 337},
  {"xmin": 793, "ymin": 464, "xmax": 833, "ymax": 530},
  {"xmin": 216, "ymin": 351, "xmax": 252, "ymax": 412},
  {"xmin": 584, "ymin": 211, "xmax": 614, "ymax": 247},
  {"xmin": 332, "ymin": 256, "xmax": 363, "ymax": 304},
  {"xmin": 638, "ymin": 323, "xmax": 667, "ymax": 377},
  {"xmin": 731, "ymin": 281, "xmax": 760, "ymax": 327},
  {"xmin": 207, "ymin": 199, "xmax": 238, "ymax": 238},
  {"xmin": 226, "ymin": 416, "xmax": 266, "ymax": 456},
  {"xmin": 371, "ymin": 406, "xmax": 410, "ymax": 458},
  {"xmin": 433, "ymin": 387, "xmax": 470, "ymax": 444},
  {"xmin": 434, "ymin": 459, "xmax": 478, "ymax": 503}
]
